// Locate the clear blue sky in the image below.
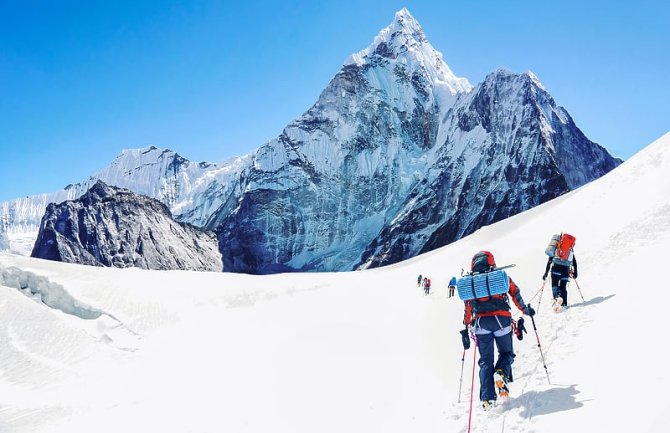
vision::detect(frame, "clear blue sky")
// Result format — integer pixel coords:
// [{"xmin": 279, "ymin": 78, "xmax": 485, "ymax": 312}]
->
[{"xmin": 1, "ymin": 0, "xmax": 668, "ymax": 201}]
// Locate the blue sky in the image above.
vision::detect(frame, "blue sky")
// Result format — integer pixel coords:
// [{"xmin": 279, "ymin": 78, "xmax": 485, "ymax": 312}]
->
[{"xmin": 1, "ymin": 0, "xmax": 668, "ymax": 201}]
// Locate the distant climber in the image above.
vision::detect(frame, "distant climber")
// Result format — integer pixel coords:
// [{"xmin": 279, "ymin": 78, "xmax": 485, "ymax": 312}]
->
[
  {"xmin": 448, "ymin": 276, "xmax": 457, "ymax": 298},
  {"xmin": 423, "ymin": 276, "xmax": 431, "ymax": 295},
  {"xmin": 543, "ymin": 233, "xmax": 578, "ymax": 311}
]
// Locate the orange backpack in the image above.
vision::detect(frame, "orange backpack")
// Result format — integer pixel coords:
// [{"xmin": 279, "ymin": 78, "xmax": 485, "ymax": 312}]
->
[
  {"xmin": 546, "ymin": 233, "xmax": 576, "ymax": 266},
  {"xmin": 556, "ymin": 233, "xmax": 576, "ymax": 261}
]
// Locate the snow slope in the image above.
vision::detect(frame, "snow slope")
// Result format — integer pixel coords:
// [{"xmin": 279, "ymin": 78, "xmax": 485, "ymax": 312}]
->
[{"xmin": 0, "ymin": 131, "xmax": 668, "ymax": 432}]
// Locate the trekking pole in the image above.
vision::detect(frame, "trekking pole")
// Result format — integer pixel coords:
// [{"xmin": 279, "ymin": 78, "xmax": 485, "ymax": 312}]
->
[
  {"xmin": 572, "ymin": 278, "xmax": 586, "ymax": 302},
  {"xmin": 467, "ymin": 331, "xmax": 478, "ymax": 433},
  {"xmin": 537, "ymin": 278, "xmax": 547, "ymax": 310},
  {"xmin": 529, "ymin": 312, "xmax": 551, "ymax": 384},
  {"xmin": 458, "ymin": 349, "xmax": 466, "ymax": 403}
]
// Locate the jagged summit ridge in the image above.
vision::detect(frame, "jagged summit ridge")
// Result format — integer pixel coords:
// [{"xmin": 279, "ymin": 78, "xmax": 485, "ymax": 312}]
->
[{"xmin": 345, "ymin": 8, "xmax": 472, "ymax": 96}]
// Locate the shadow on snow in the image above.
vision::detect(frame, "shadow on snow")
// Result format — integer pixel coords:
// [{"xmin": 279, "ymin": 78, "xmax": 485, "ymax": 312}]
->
[
  {"xmin": 507, "ymin": 384, "xmax": 586, "ymax": 419},
  {"xmin": 568, "ymin": 294, "xmax": 616, "ymax": 309}
]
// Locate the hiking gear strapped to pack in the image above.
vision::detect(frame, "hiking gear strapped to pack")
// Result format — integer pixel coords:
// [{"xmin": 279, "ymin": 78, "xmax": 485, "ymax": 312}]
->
[
  {"xmin": 545, "ymin": 234, "xmax": 561, "ymax": 257},
  {"xmin": 546, "ymin": 233, "xmax": 576, "ymax": 267},
  {"xmin": 457, "ymin": 269, "xmax": 510, "ymax": 301},
  {"xmin": 459, "ymin": 251, "xmax": 518, "ymax": 301}
]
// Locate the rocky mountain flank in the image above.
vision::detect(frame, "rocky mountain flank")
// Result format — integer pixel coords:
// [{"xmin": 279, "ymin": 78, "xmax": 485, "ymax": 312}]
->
[{"xmin": 31, "ymin": 181, "xmax": 222, "ymax": 271}]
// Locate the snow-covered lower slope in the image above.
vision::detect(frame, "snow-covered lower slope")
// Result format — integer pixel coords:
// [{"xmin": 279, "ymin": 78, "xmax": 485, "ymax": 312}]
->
[{"xmin": 0, "ymin": 126, "xmax": 667, "ymax": 433}]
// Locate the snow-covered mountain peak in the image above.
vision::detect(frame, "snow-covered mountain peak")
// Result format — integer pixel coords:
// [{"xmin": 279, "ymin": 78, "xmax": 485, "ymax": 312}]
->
[
  {"xmin": 485, "ymin": 68, "xmax": 537, "ymax": 86},
  {"xmin": 477, "ymin": 68, "xmax": 557, "ymax": 112},
  {"xmin": 344, "ymin": 9, "xmax": 472, "ymax": 95},
  {"xmin": 387, "ymin": 7, "xmax": 427, "ymax": 44}
]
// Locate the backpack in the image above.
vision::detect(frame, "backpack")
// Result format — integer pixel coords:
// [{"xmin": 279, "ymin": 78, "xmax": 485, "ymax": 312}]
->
[
  {"xmin": 545, "ymin": 234, "xmax": 561, "ymax": 257},
  {"xmin": 546, "ymin": 233, "xmax": 576, "ymax": 267}
]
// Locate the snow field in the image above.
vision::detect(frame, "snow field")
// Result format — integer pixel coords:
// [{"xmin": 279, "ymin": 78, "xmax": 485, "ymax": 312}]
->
[{"xmin": 0, "ymin": 132, "xmax": 668, "ymax": 432}]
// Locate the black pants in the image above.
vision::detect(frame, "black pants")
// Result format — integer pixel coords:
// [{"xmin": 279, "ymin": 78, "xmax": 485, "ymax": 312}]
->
[{"xmin": 551, "ymin": 271, "xmax": 569, "ymax": 306}]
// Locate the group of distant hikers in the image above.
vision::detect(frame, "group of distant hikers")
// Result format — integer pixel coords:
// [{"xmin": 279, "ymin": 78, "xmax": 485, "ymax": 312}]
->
[
  {"xmin": 417, "ymin": 274, "xmax": 432, "ymax": 295},
  {"xmin": 418, "ymin": 274, "xmax": 458, "ymax": 297},
  {"xmin": 417, "ymin": 232, "xmax": 579, "ymax": 412}
]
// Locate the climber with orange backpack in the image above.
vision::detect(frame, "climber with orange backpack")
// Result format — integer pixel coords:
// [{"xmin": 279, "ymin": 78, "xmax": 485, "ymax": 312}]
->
[{"xmin": 543, "ymin": 233, "xmax": 578, "ymax": 311}]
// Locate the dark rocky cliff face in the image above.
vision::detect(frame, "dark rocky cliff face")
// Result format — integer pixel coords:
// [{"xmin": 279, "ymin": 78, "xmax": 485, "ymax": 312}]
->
[
  {"xmin": 213, "ymin": 64, "xmax": 620, "ymax": 274},
  {"xmin": 31, "ymin": 181, "xmax": 222, "ymax": 271}
]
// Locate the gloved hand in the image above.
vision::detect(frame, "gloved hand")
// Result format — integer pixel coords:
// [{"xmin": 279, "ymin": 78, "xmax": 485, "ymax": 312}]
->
[
  {"xmin": 573, "ymin": 271, "xmax": 578, "ymax": 279},
  {"xmin": 514, "ymin": 317, "xmax": 527, "ymax": 340},
  {"xmin": 542, "ymin": 273, "xmax": 548, "ymax": 281},
  {"xmin": 460, "ymin": 328, "xmax": 471, "ymax": 350},
  {"xmin": 524, "ymin": 305, "xmax": 536, "ymax": 316}
]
